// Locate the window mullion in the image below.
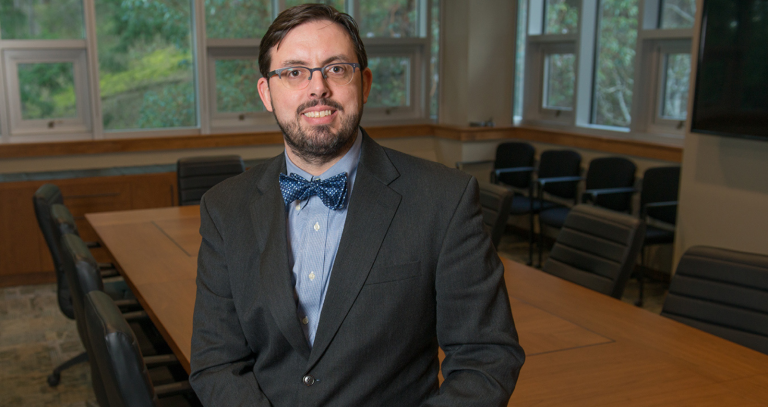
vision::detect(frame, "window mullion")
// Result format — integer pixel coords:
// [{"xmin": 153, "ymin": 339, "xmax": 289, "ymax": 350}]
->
[
  {"xmin": 193, "ymin": 0, "xmax": 210, "ymax": 134},
  {"xmin": 575, "ymin": 0, "xmax": 597, "ymax": 127},
  {"xmin": 0, "ymin": 46, "xmax": 8, "ymax": 142},
  {"xmin": 82, "ymin": 0, "xmax": 102, "ymax": 140}
]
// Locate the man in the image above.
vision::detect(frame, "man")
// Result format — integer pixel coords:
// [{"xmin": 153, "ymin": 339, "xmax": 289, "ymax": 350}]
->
[{"xmin": 190, "ymin": 4, "xmax": 524, "ymax": 406}]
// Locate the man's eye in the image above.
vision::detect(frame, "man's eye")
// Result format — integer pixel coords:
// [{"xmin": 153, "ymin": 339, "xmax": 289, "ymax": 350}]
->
[
  {"xmin": 286, "ymin": 69, "xmax": 302, "ymax": 77},
  {"xmin": 328, "ymin": 65, "xmax": 346, "ymax": 75}
]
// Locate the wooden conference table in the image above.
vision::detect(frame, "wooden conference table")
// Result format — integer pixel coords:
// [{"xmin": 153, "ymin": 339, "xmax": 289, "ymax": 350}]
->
[{"xmin": 86, "ymin": 206, "xmax": 768, "ymax": 406}]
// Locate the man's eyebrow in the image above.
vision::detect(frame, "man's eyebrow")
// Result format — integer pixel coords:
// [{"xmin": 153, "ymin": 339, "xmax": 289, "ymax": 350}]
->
[{"xmin": 279, "ymin": 55, "xmax": 351, "ymax": 68}]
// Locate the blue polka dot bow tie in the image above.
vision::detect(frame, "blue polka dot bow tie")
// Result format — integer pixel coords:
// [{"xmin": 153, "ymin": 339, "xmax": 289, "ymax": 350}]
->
[{"xmin": 279, "ymin": 172, "xmax": 349, "ymax": 210}]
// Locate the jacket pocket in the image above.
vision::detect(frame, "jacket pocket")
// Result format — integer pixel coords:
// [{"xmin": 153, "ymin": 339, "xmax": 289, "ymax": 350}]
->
[{"xmin": 365, "ymin": 260, "xmax": 420, "ymax": 285}]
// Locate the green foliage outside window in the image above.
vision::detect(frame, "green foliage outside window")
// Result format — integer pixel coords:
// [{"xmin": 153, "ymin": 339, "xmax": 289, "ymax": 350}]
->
[
  {"xmin": 593, "ymin": 0, "xmax": 638, "ymax": 127},
  {"xmin": 0, "ymin": 0, "xmax": 84, "ymax": 40},
  {"xmin": 205, "ymin": 0, "xmax": 272, "ymax": 39},
  {"xmin": 545, "ymin": 0, "xmax": 579, "ymax": 34},
  {"xmin": 360, "ymin": 0, "xmax": 418, "ymax": 38},
  {"xmin": 18, "ymin": 63, "xmax": 77, "ymax": 120},
  {"xmin": 96, "ymin": 0, "xmax": 196, "ymax": 130},
  {"xmin": 368, "ymin": 57, "xmax": 409, "ymax": 108},
  {"xmin": 215, "ymin": 59, "xmax": 264, "ymax": 113}
]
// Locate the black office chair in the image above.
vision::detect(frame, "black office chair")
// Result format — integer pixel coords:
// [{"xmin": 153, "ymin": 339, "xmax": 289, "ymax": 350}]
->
[
  {"xmin": 50, "ymin": 203, "xmax": 119, "ymax": 278},
  {"xmin": 457, "ymin": 142, "xmax": 538, "ymax": 263},
  {"xmin": 85, "ymin": 291, "xmax": 197, "ymax": 407},
  {"xmin": 533, "ymin": 150, "xmax": 583, "ymax": 267},
  {"xmin": 33, "ymin": 184, "xmax": 90, "ymax": 386},
  {"xmin": 177, "ymin": 155, "xmax": 245, "ymax": 206},
  {"xmin": 635, "ymin": 166, "xmax": 680, "ymax": 306},
  {"xmin": 479, "ymin": 182, "xmax": 514, "ymax": 249},
  {"xmin": 542, "ymin": 205, "xmax": 646, "ymax": 299},
  {"xmin": 59, "ymin": 232, "xmax": 146, "ymax": 402},
  {"xmin": 661, "ymin": 246, "xmax": 768, "ymax": 355},
  {"xmin": 538, "ymin": 156, "xmax": 636, "ymax": 266},
  {"xmin": 33, "ymin": 184, "xmax": 71, "ymax": 317},
  {"xmin": 491, "ymin": 142, "xmax": 537, "ymax": 263}
]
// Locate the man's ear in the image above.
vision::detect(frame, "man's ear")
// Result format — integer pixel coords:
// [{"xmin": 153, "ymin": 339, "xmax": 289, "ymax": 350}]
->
[
  {"xmin": 361, "ymin": 67, "xmax": 372, "ymax": 104},
  {"xmin": 257, "ymin": 77, "xmax": 273, "ymax": 112}
]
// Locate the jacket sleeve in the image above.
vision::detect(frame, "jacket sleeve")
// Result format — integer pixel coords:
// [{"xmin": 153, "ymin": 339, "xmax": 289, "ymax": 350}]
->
[
  {"xmin": 423, "ymin": 177, "xmax": 526, "ymax": 407},
  {"xmin": 189, "ymin": 196, "xmax": 272, "ymax": 407}
]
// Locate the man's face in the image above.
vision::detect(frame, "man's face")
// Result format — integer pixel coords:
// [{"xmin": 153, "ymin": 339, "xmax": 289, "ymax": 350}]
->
[{"xmin": 257, "ymin": 20, "xmax": 372, "ymax": 164}]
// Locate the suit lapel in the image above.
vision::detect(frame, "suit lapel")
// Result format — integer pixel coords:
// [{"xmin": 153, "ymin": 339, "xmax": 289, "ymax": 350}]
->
[
  {"xmin": 250, "ymin": 155, "xmax": 311, "ymax": 360},
  {"xmin": 307, "ymin": 131, "xmax": 401, "ymax": 370}
]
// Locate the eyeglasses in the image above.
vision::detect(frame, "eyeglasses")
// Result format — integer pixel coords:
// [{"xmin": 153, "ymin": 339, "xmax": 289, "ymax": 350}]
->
[{"xmin": 266, "ymin": 62, "xmax": 360, "ymax": 90}]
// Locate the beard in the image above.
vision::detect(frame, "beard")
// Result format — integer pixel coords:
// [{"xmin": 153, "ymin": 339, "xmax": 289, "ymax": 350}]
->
[{"xmin": 274, "ymin": 97, "xmax": 362, "ymax": 165}]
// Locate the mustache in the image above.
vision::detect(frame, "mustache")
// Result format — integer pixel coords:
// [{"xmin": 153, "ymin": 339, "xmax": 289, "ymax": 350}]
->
[{"xmin": 296, "ymin": 98, "xmax": 344, "ymax": 116}]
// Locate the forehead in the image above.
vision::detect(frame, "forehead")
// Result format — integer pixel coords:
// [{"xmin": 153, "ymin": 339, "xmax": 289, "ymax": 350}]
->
[{"xmin": 271, "ymin": 20, "xmax": 357, "ymax": 67}]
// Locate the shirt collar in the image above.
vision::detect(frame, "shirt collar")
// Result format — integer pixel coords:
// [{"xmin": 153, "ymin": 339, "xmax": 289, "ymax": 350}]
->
[{"xmin": 284, "ymin": 127, "xmax": 362, "ymax": 181}]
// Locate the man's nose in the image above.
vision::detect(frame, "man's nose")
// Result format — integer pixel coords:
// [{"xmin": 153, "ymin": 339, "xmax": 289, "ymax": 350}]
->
[{"xmin": 307, "ymin": 71, "xmax": 331, "ymax": 98}]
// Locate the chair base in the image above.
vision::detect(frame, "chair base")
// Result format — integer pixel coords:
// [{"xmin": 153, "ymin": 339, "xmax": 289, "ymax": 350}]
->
[{"xmin": 47, "ymin": 351, "xmax": 88, "ymax": 387}]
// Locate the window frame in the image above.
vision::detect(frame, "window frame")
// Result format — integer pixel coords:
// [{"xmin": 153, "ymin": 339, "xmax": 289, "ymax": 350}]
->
[
  {"xmin": 517, "ymin": 0, "xmax": 696, "ymax": 146},
  {"xmin": 0, "ymin": 0, "xmax": 437, "ymax": 143},
  {"xmin": 2, "ymin": 46, "xmax": 92, "ymax": 141},
  {"xmin": 199, "ymin": 0, "xmax": 434, "ymax": 133}
]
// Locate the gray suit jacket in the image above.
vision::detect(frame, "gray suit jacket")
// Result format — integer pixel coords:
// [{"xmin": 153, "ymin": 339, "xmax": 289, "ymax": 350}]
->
[{"xmin": 189, "ymin": 130, "xmax": 524, "ymax": 406}]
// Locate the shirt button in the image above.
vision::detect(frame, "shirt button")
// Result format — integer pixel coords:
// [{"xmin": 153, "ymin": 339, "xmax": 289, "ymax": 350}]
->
[
  {"xmin": 303, "ymin": 375, "xmax": 315, "ymax": 386},
  {"xmin": 314, "ymin": 222, "xmax": 320, "ymax": 231},
  {"xmin": 308, "ymin": 272, "xmax": 315, "ymax": 281},
  {"xmin": 301, "ymin": 316, "xmax": 309, "ymax": 325},
  {"xmin": 295, "ymin": 202, "xmax": 301, "ymax": 210}
]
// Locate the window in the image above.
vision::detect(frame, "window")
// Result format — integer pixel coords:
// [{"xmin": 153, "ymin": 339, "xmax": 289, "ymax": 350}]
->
[
  {"xmin": 518, "ymin": 0, "xmax": 696, "ymax": 142},
  {"xmin": 0, "ymin": 0, "xmax": 438, "ymax": 142}
]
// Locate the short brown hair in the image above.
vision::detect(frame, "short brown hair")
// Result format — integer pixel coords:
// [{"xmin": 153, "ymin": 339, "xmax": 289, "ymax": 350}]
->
[{"xmin": 258, "ymin": 4, "xmax": 368, "ymax": 79}]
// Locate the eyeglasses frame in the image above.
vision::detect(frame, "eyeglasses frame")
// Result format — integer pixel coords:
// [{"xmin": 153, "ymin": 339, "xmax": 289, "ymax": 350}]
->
[{"xmin": 266, "ymin": 62, "xmax": 361, "ymax": 89}]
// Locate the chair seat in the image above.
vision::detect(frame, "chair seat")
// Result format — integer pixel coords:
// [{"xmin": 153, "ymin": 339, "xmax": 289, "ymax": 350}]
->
[
  {"xmin": 510, "ymin": 195, "xmax": 559, "ymax": 215},
  {"xmin": 644, "ymin": 225, "xmax": 674, "ymax": 246},
  {"xmin": 539, "ymin": 206, "xmax": 570, "ymax": 229}
]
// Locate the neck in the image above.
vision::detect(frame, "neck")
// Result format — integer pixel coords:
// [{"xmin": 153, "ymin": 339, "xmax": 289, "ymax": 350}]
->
[{"xmin": 285, "ymin": 140, "xmax": 354, "ymax": 176}]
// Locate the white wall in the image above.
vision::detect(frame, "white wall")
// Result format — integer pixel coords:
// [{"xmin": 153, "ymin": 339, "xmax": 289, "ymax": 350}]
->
[{"xmin": 675, "ymin": 133, "xmax": 768, "ymax": 265}]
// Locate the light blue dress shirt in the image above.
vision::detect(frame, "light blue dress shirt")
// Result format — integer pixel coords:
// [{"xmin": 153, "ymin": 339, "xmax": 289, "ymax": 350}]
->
[{"xmin": 284, "ymin": 129, "xmax": 362, "ymax": 347}]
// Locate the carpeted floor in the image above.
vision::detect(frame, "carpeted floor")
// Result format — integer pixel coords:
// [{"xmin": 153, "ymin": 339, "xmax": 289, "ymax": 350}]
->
[{"xmin": 0, "ymin": 230, "xmax": 669, "ymax": 406}]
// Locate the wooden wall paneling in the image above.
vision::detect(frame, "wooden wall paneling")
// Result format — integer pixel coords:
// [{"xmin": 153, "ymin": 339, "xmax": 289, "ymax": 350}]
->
[
  {"xmin": 0, "ymin": 172, "xmax": 181, "ymax": 287},
  {"xmin": 130, "ymin": 172, "xmax": 177, "ymax": 209},
  {"xmin": 0, "ymin": 184, "xmax": 48, "ymax": 278}
]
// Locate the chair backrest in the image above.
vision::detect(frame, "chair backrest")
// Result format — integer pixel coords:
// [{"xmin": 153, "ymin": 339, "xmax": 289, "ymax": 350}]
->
[
  {"xmin": 478, "ymin": 182, "xmax": 514, "ymax": 249},
  {"xmin": 86, "ymin": 290, "xmax": 159, "ymax": 407},
  {"xmin": 60, "ymin": 232, "xmax": 111, "ymax": 406},
  {"xmin": 177, "ymin": 155, "xmax": 245, "ymax": 206},
  {"xmin": 537, "ymin": 149, "xmax": 582, "ymax": 201},
  {"xmin": 543, "ymin": 205, "xmax": 646, "ymax": 298},
  {"xmin": 584, "ymin": 157, "xmax": 636, "ymax": 212},
  {"xmin": 640, "ymin": 166, "xmax": 680, "ymax": 224},
  {"xmin": 51, "ymin": 203, "xmax": 80, "ymax": 236},
  {"xmin": 493, "ymin": 142, "xmax": 535, "ymax": 189},
  {"xmin": 662, "ymin": 246, "xmax": 768, "ymax": 354},
  {"xmin": 32, "ymin": 184, "xmax": 74, "ymax": 319},
  {"xmin": 61, "ymin": 233, "xmax": 105, "ymax": 345}
]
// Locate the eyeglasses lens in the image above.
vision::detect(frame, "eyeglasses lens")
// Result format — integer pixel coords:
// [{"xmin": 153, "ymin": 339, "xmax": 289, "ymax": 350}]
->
[{"xmin": 280, "ymin": 64, "xmax": 356, "ymax": 90}]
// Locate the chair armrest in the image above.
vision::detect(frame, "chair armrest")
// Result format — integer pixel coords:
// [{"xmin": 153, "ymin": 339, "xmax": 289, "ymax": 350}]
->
[
  {"xmin": 100, "ymin": 268, "xmax": 120, "ymax": 279},
  {"xmin": 144, "ymin": 353, "xmax": 179, "ymax": 368},
  {"xmin": 644, "ymin": 200, "xmax": 678, "ymax": 209},
  {"xmin": 154, "ymin": 381, "xmax": 194, "ymax": 398},
  {"xmin": 455, "ymin": 159, "xmax": 494, "ymax": 169},
  {"xmin": 123, "ymin": 310, "xmax": 149, "ymax": 322},
  {"xmin": 494, "ymin": 166, "xmax": 536, "ymax": 176},
  {"xmin": 537, "ymin": 176, "xmax": 583, "ymax": 187},
  {"xmin": 582, "ymin": 187, "xmax": 637, "ymax": 202},
  {"xmin": 642, "ymin": 200, "xmax": 679, "ymax": 218}
]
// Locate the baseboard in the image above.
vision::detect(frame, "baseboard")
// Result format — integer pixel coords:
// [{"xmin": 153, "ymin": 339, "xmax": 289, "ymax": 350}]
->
[{"xmin": 0, "ymin": 271, "xmax": 56, "ymax": 288}]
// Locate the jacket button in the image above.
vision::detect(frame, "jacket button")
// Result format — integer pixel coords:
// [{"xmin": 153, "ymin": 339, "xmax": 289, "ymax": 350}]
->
[{"xmin": 303, "ymin": 375, "xmax": 315, "ymax": 386}]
